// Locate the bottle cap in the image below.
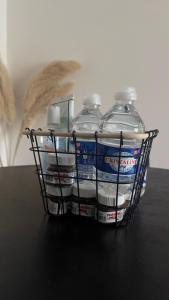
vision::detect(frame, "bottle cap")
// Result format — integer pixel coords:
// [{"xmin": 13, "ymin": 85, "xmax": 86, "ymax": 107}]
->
[
  {"xmin": 47, "ymin": 104, "xmax": 60, "ymax": 125},
  {"xmin": 98, "ymin": 188, "xmax": 125, "ymax": 207},
  {"xmin": 46, "ymin": 185, "xmax": 72, "ymax": 197},
  {"xmin": 83, "ymin": 94, "xmax": 101, "ymax": 106},
  {"xmin": 115, "ymin": 87, "xmax": 137, "ymax": 102},
  {"xmin": 73, "ymin": 182, "xmax": 96, "ymax": 198},
  {"xmin": 48, "ymin": 153, "xmax": 75, "ymax": 166}
]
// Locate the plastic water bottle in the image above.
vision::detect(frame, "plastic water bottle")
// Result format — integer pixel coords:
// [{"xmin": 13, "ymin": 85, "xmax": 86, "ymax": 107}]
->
[
  {"xmin": 41, "ymin": 104, "xmax": 67, "ymax": 173},
  {"xmin": 41, "ymin": 95, "xmax": 75, "ymax": 162},
  {"xmin": 41, "ymin": 103, "xmax": 75, "ymax": 216},
  {"xmin": 72, "ymin": 94, "xmax": 102, "ymax": 180},
  {"xmin": 97, "ymin": 87, "xmax": 146, "ymax": 203}
]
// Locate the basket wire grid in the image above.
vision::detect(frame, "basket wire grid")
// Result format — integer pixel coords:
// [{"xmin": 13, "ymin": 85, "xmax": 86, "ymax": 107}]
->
[{"xmin": 23, "ymin": 128, "xmax": 158, "ymax": 226}]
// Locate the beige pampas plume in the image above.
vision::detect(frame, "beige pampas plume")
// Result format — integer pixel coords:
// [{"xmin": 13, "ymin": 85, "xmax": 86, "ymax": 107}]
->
[
  {"xmin": 0, "ymin": 92, "xmax": 5, "ymax": 120},
  {"xmin": 0, "ymin": 61, "xmax": 16, "ymax": 166},
  {"xmin": 12, "ymin": 60, "xmax": 81, "ymax": 164},
  {"xmin": 0, "ymin": 62, "xmax": 16, "ymax": 123},
  {"xmin": 23, "ymin": 60, "xmax": 80, "ymax": 115},
  {"xmin": 22, "ymin": 82, "xmax": 74, "ymax": 129}
]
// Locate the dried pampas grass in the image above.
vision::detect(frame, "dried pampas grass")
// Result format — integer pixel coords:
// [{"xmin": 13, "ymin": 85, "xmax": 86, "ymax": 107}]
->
[
  {"xmin": 0, "ymin": 62, "xmax": 16, "ymax": 123},
  {"xmin": 12, "ymin": 60, "xmax": 81, "ymax": 164},
  {"xmin": 0, "ymin": 61, "xmax": 16, "ymax": 166},
  {"xmin": 23, "ymin": 60, "xmax": 80, "ymax": 115},
  {"xmin": 0, "ymin": 93, "xmax": 5, "ymax": 120},
  {"xmin": 22, "ymin": 82, "xmax": 74, "ymax": 129}
]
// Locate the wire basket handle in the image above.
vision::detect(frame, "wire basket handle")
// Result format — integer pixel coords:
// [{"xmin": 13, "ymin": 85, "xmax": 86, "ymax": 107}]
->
[{"xmin": 23, "ymin": 129, "xmax": 159, "ymax": 140}]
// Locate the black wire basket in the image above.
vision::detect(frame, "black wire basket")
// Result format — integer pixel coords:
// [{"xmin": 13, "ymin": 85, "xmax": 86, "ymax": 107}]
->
[{"xmin": 23, "ymin": 128, "xmax": 158, "ymax": 226}]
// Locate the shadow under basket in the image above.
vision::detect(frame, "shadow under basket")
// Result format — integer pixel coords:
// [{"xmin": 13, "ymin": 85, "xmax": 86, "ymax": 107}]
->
[{"xmin": 23, "ymin": 129, "xmax": 158, "ymax": 227}]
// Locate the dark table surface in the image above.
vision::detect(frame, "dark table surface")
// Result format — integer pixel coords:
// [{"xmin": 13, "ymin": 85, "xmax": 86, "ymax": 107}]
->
[{"xmin": 0, "ymin": 166, "xmax": 169, "ymax": 300}]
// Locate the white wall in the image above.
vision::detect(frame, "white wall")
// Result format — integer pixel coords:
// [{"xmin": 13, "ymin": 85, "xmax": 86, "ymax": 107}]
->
[{"xmin": 6, "ymin": 0, "xmax": 169, "ymax": 168}]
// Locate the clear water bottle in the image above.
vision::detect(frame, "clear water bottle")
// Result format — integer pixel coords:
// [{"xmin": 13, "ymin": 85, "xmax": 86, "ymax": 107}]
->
[
  {"xmin": 97, "ymin": 87, "xmax": 146, "ymax": 203},
  {"xmin": 41, "ymin": 95, "xmax": 75, "ymax": 167},
  {"xmin": 41, "ymin": 104, "xmax": 67, "ymax": 173},
  {"xmin": 41, "ymin": 101, "xmax": 75, "ymax": 216},
  {"xmin": 72, "ymin": 94, "xmax": 102, "ymax": 180}
]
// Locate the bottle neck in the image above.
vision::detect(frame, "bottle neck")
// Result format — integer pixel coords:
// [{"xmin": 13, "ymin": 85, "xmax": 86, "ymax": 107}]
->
[
  {"xmin": 115, "ymin": 99, "xmax": 135, "ymax": 105},
  {"xmin": 112, "ymin": 99, "xmax": 136, "ymax": 113},
  {"xmin": 83, "ymin": 104, "xmax": 100, "ymax": 111}
]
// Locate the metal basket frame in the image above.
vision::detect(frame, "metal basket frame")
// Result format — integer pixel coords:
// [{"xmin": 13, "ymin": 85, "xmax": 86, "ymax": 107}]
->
[{"xmin": 23, "ymin": 128, "xmax": 158, "ymax": 226}]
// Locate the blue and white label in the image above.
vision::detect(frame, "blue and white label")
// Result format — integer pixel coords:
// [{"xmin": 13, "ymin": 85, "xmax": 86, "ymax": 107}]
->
[
  {"xmin": 74, "ymin": 140, "xmax": 95, "ymax": 166},
  {"xmin": 97, "ymin": 143, "xmax": 140, "ymax": 181}
]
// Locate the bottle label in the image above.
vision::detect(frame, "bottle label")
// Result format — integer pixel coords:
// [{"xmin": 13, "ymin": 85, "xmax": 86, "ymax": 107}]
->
[
  {"xmin": 71, "ymin": 201, "xmax": 95, "ymax": 218},
  {"xmin": 74, "ymin": 140, "xmax": 96, "ymax": 166},
  {"xmin": 46, "ymin": 171, "xmax": 74, "ymax": 185},
  {"xmin": 48, "ymin": 199, "xmax": 69, "ymax": 215},
  {"xmin": 97, "ymin": 209, "xmax": 125, "ymax": 223},
  {"xmin": 97, "ymin": 143, "xmax": 140, "ymax": 180}
]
